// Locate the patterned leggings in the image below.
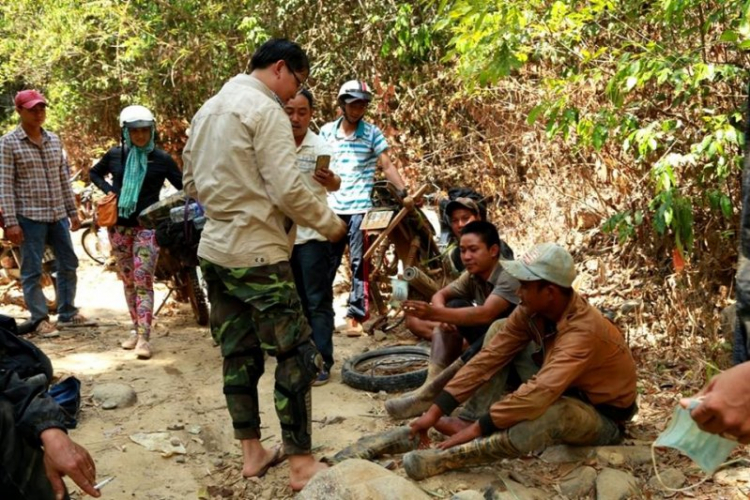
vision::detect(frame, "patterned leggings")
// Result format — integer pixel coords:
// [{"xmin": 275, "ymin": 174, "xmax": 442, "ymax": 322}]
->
[{"xmin": 109, "ymin": 226, "xmax": 159, "ymax": 339}]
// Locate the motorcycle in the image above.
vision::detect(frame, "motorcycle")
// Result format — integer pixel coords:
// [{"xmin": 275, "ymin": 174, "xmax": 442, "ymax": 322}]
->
[
  {"xmin": 361, "ymin": 181, "xmax": 448, "ymax": 330},
  {"xmin": 71, "ymin": 178, "xmax": 110, "ymax": 265},
  {"xmin": 140, "ymin": 192, "xmax": 209, "ymax": 327},
  {"xmin": 0, "ymin": 227, "xmax": 58, "ymax": 313}
]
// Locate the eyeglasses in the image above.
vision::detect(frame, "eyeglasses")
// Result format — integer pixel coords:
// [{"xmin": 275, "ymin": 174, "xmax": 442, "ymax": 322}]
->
[{"xmin": 284, "ymin": 62, "xmax": 306, "ymax": 91}]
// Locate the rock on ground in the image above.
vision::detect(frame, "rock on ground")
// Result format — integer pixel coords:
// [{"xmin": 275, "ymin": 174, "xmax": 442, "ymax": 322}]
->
[
  {"xmin": 559, "ymin": 465, "xmax": 597, "ymax": 497},
  {"xmin": 452, "ymin": 490, "xmax": 485, "ymax": 500},
  {"xmin": 648, "ymin": 467, "xmax": 686, "ymax": 490},
  {"xmin": 484, "ymin": 477, "xmax": 548, "ymax": 500},
  {"xmin": 596, "ymin": 446, "xmax": 652, "ymax": 466},
  {"xmin": 540, "ymin": 445, "xmax": 595, "ymax": 463},
  {"xmin": 297, "ymin": 459, "xmax": 430, "ymax": 500},
  {"xmin": 596, "ymin": 468, "xmax": 638, "ymax": 500},
  {"xmin": 91, "ymin": 382, "xmax": 137, "ymax": 409}
]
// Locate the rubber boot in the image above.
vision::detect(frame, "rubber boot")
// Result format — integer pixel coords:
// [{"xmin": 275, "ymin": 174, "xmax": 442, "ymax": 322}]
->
[
  {"xmin": 332, "ymin": 426, "xmax": 420, "ymax": 463},
  {"xmin": 403, "ymin": 431, "xmax": 520, "ymax": 480},
  {"xmin": 385, "ymin": 358, "xmax": 465, "ymax": 419}
]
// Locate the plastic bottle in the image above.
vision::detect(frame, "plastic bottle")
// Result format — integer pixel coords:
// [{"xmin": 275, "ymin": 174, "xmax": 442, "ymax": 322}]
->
[
  {"xmin": 170, "ymin": 202, "xmax": 204, "ymax": 223},
  {"xmin": 193, "ymin": 216, "xmax": 206, "ymax": 230}
]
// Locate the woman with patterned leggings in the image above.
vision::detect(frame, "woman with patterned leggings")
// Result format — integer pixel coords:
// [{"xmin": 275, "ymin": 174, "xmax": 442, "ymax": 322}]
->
[{"xmin": 90, "ymin": 105, "xmax": 182, "ymax": 359}]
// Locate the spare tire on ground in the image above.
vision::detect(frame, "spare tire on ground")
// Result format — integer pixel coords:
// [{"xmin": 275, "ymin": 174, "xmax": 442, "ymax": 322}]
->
[{"xmin": 342, "ymin": 345, "xmax": 430, "ymax": 393}]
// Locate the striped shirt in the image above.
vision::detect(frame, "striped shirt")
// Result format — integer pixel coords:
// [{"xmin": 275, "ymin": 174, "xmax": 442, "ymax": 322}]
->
[
  {"xmin": 320, "ymin": 117, "xmax": 388, "ymax": 214},
  {"xmin": 0, "ymin": 126, "xmax": 77, "ymax": 227},
  {"xmin": 294, "ymin": 130, "xmax": 333, "ymax": 245}
]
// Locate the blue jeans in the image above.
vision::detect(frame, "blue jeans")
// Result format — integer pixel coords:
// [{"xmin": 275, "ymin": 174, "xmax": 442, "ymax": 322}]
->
[
  {"xmin": 292, "ymin": 240, "xmax": 335, "ymax": 370},
  {"xmin": 329, "ymin": 213, "xmax": 368, "ymax": 321},
  {"xmin": 17, "ymin": 216, "xmax": 79, "ymax": 323}
]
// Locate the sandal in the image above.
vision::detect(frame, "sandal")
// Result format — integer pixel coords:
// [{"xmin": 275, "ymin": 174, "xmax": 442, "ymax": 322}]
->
[{"xmin": 57, "ymin": 314, "xmax": 98, "ymax": 328}]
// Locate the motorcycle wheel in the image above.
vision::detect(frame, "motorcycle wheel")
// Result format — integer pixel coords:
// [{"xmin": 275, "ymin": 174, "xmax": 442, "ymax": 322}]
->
[
  {"xmin": 81, "ymin": 226, "xmax": 107, "ymax": 265},
  {"xmin": 183, "ymin": 267, "xmax": 209, "ymax": 326}
]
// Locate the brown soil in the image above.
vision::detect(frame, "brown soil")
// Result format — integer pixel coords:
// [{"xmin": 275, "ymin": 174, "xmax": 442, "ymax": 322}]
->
[{"xmin": 3, "ymin": 242, "xmax": 749, "ymax": 499}]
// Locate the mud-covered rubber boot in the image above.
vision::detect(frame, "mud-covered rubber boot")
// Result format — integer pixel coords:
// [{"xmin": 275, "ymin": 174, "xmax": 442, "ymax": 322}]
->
[
  {"xmin": 385, "ymin": 358, "xmax": 465, "ymax": 419},
  {"xmin": 403, "ymin": 431, "xmax": 520, "ymax": 480},
  {"xmin": 332, "ymin": 426, "xmax": 420, "ymax": 463}
]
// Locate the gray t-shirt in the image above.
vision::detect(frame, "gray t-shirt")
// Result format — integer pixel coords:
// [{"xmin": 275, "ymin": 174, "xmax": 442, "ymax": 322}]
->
[{"xmin": 449, "ymin": 261, "xmax": 520, "ymax": 306}]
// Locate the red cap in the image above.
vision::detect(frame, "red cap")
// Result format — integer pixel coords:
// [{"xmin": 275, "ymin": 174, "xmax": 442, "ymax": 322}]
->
[{"xmin": 15, "ymin": 90, "xmax": 47, "ymax": 109}]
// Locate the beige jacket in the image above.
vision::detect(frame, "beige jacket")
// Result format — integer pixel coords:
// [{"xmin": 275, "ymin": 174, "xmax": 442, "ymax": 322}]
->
[
  {"xmin": 183, "ymin": 74, "xmax": 344, "ymax": 268},
  {"xmin": 438, "ymin": 292, "xmax": 637, "ymax": 431}
]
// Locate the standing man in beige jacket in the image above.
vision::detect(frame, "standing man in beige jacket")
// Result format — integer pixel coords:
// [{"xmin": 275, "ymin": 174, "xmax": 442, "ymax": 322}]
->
[{"xmin": 183, "ymin": 39, "xmax": 346, "ymax": 491}]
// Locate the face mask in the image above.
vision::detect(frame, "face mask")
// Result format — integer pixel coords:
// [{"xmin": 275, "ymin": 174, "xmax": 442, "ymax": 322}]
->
[{"xmin": 654, "ymin": 402, "xmax": 738, "ymax": 474}]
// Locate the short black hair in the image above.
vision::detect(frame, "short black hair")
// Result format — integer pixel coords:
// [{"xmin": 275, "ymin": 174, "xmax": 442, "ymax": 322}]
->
[
  {"xmin": 249, "ymin": 39, "xmax": 309, "ymax": 74},
  {"xmin": 460, "ymin": 221, "xmax": 500, "ymax": 250},
  {"xmin": 298, "ymin": 88, "xmax": 314, "ymax": 109}
]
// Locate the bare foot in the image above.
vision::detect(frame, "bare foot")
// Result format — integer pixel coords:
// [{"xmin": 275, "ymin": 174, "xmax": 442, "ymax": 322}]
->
[
  {"xmin": 242, "ymin": 443, "xmax": 286, "ymax": 478},
  {"xmin": 434, "ymin": 416, "xmax": 472, "ymax": 436},
  {"xmin": 289, "ymin": 454, "xmax": 329, "ymax": 491}
]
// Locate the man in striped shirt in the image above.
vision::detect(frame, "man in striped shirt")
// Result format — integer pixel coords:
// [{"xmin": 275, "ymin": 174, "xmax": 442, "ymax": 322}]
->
[
  {"xmin": 320, "ymin": 80, "xmax": 407, "ymax": 335},
  {"xmin": 0, "ymin": 90, "xmax": 92, "ymax": 335}
]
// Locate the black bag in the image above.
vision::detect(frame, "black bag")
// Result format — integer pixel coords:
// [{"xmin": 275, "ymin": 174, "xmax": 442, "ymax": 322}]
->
[{"xmin": 0, "ymin": 315, "xmax": 52, "ymax": 382}]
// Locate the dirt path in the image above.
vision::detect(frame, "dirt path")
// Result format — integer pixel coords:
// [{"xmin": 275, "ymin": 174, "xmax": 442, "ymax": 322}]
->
[
  {"xmin": 0, "ymin": 242, "xmax": 499, "ymax": 499},
  {"xmin": 6, "ymin": 241, "xmax": 750, "ymax": 499}
]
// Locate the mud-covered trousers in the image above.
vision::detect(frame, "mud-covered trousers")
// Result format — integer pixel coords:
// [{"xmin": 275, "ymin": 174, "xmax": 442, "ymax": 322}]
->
[
  {"xmin": 0, "ymin": 399, "xmax": 68, "ymax": 500},
  {"xmin": 200, "ymin": 259, "xmax": 323, "ymax": 456}
]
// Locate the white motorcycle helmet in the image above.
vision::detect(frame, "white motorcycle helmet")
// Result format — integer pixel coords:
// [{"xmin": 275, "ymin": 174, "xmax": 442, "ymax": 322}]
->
[
  {"xmin": 337, "ymin": 80, "xmax": 373, "ymax": 104},
  {"xmin": 119, "ymin": 105, "xmax": 155, "ymax": 129}
]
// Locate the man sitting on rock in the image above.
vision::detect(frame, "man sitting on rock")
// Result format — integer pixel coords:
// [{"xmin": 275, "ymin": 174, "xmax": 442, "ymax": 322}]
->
[
  {"xmin": 386, "ymin": 221, "xmax": 532, "ymax": 420},
  {"xmin": 404, "ymin": 243, "xmax": 638, "ymax": 480}
]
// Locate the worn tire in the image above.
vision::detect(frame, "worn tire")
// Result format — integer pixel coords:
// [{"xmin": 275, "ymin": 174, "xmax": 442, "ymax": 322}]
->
[
  {"xmin": 342, "ymin": 345, "xmax": 429, "ymax": 393},
  {"xmin": 81, "ymin": 225, "xmax": 106, "ymax": 265}
]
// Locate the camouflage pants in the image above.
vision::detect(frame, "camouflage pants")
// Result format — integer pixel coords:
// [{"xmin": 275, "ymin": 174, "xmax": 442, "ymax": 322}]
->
[{"xmin": 200, "ymin": 259, "xmax": 322, "ymax": 455}]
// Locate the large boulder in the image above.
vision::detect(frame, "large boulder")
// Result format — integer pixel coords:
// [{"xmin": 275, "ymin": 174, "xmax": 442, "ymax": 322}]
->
[{"xmin": 297, "ymin": 459, "xmax": 430, "ymax": 500}]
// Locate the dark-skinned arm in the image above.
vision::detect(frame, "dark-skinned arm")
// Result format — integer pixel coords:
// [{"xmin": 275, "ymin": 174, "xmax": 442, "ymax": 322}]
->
[{"xmin": 403, "ymin": 294, "xmax": 512, "ymax": 327}]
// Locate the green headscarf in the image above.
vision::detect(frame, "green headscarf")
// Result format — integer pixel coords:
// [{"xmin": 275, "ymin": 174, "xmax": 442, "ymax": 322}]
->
[{"xmin": 118, "ymin": 126, "xmax": 154, "ymax": 218}]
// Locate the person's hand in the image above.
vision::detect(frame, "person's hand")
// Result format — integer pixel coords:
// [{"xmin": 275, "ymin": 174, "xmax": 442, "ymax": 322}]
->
[
  {"xmin": 409, "ymin": 405, "xmax": 443, "ymax": 448},
  {"xmin": 313, "ymin": 168, "xmax": 338, "ymax": 191},
  {"xmin": 439, "ymin": 322, "xmax": 458, "ymax": 334},
  {"xmin": 681, "ymin": 362, "xmax": 750, "ymax": 443},
  {"xmin": 437, "ymin": 421, "xmax": 482, "ymax": 449},
  {"xmin": 69, "ymin": 215, "xmax": 81, "ymax": 232},
  {"xmin": 4, "ymin": 225, "xmax": 23, "ymax": 245},
  {"xmin": 403, "ymin": 300, "xmax": 433, "ymax": 320},
  {"xmin": 40, "ymin": 428, "xmax": 101, "ymax": 499}
]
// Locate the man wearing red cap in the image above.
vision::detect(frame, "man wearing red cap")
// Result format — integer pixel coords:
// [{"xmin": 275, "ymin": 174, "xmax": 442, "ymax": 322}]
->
[{"xmin": 0, "ymin": 90, "xmax": 93, "ymax": 335}]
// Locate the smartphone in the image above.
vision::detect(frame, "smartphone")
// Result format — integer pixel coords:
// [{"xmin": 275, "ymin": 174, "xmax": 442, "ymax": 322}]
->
[{"xmin": 315, "ymin": 155, "xmax": 331, "ymax": 173}]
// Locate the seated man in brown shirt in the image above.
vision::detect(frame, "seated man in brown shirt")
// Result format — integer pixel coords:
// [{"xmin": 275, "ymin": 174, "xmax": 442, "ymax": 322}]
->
[{"xmin": 404, "ymin": 243, "xmax": 638, "ymax": 480}]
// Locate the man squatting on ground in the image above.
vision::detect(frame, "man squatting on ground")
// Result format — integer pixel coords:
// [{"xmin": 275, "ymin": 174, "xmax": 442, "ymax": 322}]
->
[
  {"xmin": 386, "ymin": 221, "xmax": 535, "ymax": 420},
  {"xmin": 182, "ymin": 39, "xmax": 346, "ymax": 491},
  {"xmin": 320, "ymin": 80, "xmax": 407, "ymax": 336},
  {"xmin": 285, "ymin": 89, "xmax": 341, "ymax": 386},
  {"xmin": 401, "ymin": 243, "xmax": 638, "ymax": 480}
]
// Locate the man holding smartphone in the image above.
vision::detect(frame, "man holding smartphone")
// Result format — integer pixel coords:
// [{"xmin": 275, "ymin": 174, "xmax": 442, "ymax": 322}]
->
[{"xmin": 285, "ymin": 89, "xmax": 341, "ymax": 385}]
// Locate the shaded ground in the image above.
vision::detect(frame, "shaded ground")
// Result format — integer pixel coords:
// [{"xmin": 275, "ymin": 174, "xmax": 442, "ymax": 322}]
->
[{"xmin": 3, "ymin": 237, "xmax": 750, "ymax": 499}]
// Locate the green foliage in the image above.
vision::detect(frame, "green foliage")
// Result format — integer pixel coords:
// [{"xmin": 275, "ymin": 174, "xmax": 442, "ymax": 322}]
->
[{"xmin": 436, "ymin": 0, "xmax": 750, "ymax": 257}]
